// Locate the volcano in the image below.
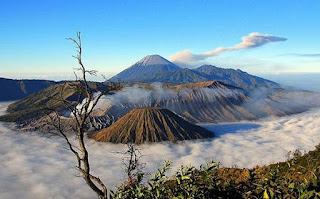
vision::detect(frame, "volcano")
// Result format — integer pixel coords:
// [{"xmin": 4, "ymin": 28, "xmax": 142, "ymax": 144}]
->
[
  {"xmin": 109, "ymin": 54, "xmax": 279, "ymax": 89},
  {"xmin": 109, "ymin": 54, "xmax": 181, "ymax": 82},
  {"xmin": 93, "ymin": 107, "xmax": 214, "ymax": 144}
]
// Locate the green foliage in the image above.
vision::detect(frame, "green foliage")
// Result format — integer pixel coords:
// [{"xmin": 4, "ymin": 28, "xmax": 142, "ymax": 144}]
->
[{"xmin": 110, "ymin": 145, "xmax": 320, "ymax": 199}]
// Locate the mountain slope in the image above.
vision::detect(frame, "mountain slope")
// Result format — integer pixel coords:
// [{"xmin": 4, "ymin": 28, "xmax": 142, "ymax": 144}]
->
[
  {"xmin": 93, "ymin": 107, "xmax": 214, "ymax": 144},
  {"xmin": 109, "ymin": 55, "xmax": 181, "ymax": 82},
  {"xmin": 195, "ymin": 65, "xmax": 279, "ymax": 89},
  {"xmin": 96, "ymin": 81, "xmax": 320, "ymax": 125},
  {"xmin": 109, "ymin": 55, "xmax": 280, "ymax": 89},
  {"xmin": 100, "ymin": 81, "xmax": 254, "ymax": 124},
  {"xmin": 143, "ymin": 68, "xmax": 208, "ymax": 83},
  {"xmin": 3, "ymin": 80, "xmax": 319, "ymax": 133},
  {"xmin": 0, "ymin": 81, "xmax": 110, "ymax": 123},
  {"xmin": 0, "ymin": 78, "xmax": 56, "ymax": 101}
]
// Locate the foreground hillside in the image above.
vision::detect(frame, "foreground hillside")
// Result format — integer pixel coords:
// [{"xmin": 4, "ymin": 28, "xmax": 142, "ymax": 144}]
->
[{"xmin": 112, "ymin": 144, "xmax": 320, "ymax": 198}]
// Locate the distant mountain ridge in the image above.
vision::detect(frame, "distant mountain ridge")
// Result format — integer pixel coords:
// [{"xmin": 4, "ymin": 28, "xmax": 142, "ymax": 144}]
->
[
  {"xmin": 194, "ymin": 65, "xmax": 279, "ymax": 89},
  {"xmin": 0, "ymin": 78, "xmax": 57, "ymax": 101},
  {"xmin": 109, "ymin": 55, "xmax": 280, "ymax": 89}
]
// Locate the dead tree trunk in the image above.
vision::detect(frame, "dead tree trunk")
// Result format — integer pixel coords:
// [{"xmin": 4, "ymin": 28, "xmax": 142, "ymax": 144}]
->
[{"xmin": 46, "ymin": 32, "xmax": 108, "ymax": 199}]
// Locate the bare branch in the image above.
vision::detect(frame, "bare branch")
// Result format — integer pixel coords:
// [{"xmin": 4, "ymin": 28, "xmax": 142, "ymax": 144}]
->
[{"xmin": 43, "ymin": 32, "xmax": 114, "ymax": 199}]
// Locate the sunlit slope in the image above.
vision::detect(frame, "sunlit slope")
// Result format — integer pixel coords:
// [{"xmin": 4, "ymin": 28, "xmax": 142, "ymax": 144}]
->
[
  {"xmin": 93, "ymin": 107, "xmax": 214, "ymax": 144},
  {"xmin": 0, "ymin": 82, "xmax": 109, "ymax": 122}
]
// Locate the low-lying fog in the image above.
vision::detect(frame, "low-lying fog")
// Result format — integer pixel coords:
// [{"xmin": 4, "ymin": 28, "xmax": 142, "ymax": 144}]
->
[{"xmin": 1, "ymin": 102, "xmax": 320, "ymax": 199}]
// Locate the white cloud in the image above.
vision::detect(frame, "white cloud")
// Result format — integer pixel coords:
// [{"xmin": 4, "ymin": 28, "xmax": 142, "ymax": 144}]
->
[
  {"xmin": 169, "ymin": 32, "xmax": 287, "ymax": 63},
  {"xmin": 1, "ymin": 102, "xmax": 320, "ymax": 198}
]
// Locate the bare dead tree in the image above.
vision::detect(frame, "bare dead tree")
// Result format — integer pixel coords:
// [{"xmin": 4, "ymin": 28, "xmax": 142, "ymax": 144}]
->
[
  {"xmin": 117, "ymin": 143, "xmax": 146, "ymax": 187},
  {"xmin": 43, "ymin": 32, "xmax": 143, "ymax": 199},
  {"xmin": 45, "ymin": 32, "xmax": 109, "ymax": 199}
]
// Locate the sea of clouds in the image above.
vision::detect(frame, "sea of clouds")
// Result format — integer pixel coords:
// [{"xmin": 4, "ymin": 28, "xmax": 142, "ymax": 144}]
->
[{"xmin": 1, "ymin": 101, "xmax": 320, "ymax": 199}]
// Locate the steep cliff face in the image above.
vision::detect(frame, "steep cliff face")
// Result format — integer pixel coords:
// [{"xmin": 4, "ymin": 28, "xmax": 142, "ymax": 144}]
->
[
  {"xmin": 96, "ymin": 81, "xmax": 253, "ymax": 124},
  {"xmin": 96, "ymin": 81, "xmax": 320, "ymax": 125},
  {"xmin": 93, "ymin": 107, "xmax": 214, "ymax": 144}
]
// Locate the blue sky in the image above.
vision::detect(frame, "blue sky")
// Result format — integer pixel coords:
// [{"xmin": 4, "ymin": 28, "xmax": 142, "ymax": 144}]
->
[{"xmin": 0, "ymin": 0, "xmax": 319, "ymax": 83}]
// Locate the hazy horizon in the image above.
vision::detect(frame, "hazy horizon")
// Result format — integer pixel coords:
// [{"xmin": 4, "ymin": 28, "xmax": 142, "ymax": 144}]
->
[{"xmin": 1, "ymin": 71, "xmax": 320, "ymax": 92}]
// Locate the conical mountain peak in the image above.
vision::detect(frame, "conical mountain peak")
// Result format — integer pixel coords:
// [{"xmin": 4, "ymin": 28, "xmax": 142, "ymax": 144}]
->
[
  {"xmin": 93, "ymin": 107, "xmax": 214, "ymax": 144},
  {"xmin": 137, "ymin": 54, "xmax": 175, "ymax": 66},
  {"xmin": 109, "ymin": 54, "xmax": 181, "ymax": 82}
]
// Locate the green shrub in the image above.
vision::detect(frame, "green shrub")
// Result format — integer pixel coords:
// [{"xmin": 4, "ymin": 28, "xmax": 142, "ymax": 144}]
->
[{"xmin": 110, "ymin": 144, "xmax": 320, "ymax": 199}]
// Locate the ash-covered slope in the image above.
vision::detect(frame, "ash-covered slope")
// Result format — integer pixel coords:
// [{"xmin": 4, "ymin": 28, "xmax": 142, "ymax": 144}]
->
[
  {"xmin": 109, "ymin": 55, "xmax": 181, "ymax": 82},
  {"xmin": 0, "ymin": 77, "xmax": 56, "ymax": 101},
  {"xmin": 3, "ymin": 80, "xmax": 320, "ymax": 133},
  {"xmin": 93, "ymin": 107, "xmax": 214, "ymax": 144},
  {"xmin": 99, "ymin": 81, "xmax": 252, "ymax": 124},
  {"xmin": 96, "ymin": 81, "xmax": 320, "ymax": 125}
]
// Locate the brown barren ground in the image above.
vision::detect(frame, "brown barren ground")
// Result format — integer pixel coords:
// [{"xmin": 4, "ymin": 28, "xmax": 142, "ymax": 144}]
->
[{"xmin": 93, "ymin": 107, "xmax": 214, "ymax": 144}]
